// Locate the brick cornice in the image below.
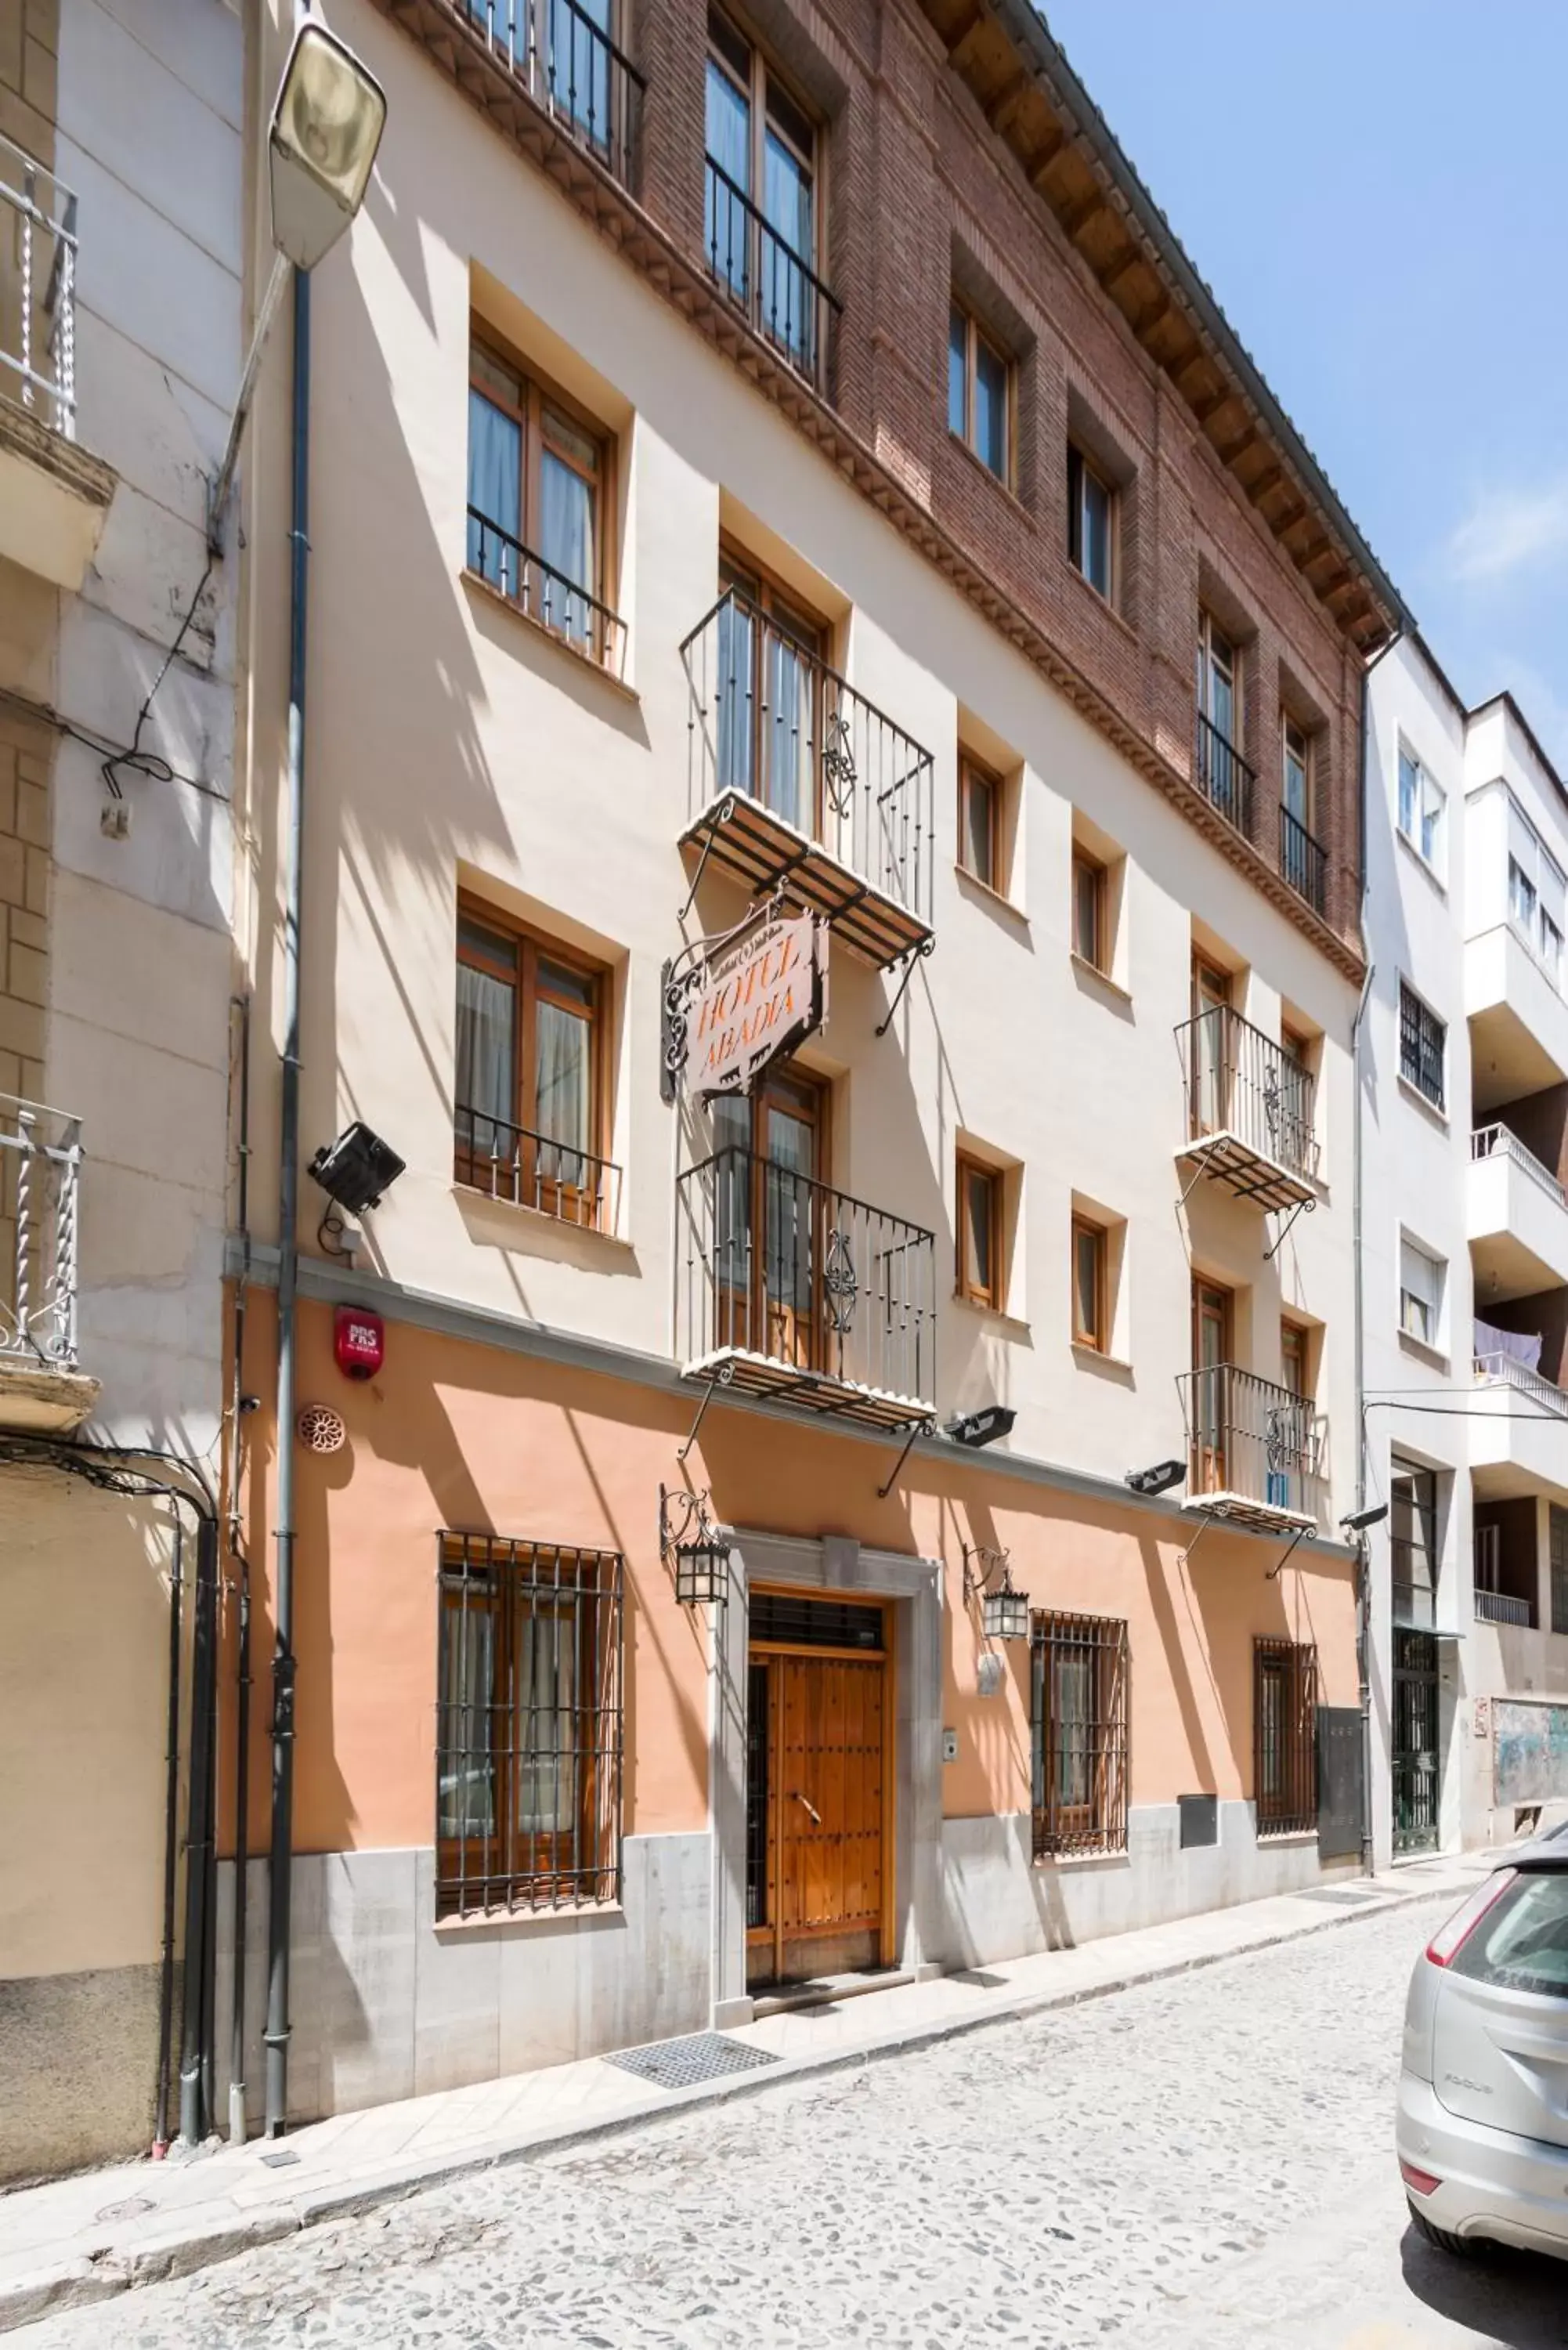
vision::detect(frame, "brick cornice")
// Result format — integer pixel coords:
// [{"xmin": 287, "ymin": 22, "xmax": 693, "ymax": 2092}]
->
[{"xmin": 367, "ymin": 0, "xmax": 1366, "ymax": 983}]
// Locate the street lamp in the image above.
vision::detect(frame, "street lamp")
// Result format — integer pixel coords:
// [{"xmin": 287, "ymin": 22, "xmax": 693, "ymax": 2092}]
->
[
  {"xmin": 208, "ymin": 20, "xmax": 387, "ymax": 550},
  {"xmin": 963, "ymin": 1544, "xmax": 1031, "ymax": 1643}
]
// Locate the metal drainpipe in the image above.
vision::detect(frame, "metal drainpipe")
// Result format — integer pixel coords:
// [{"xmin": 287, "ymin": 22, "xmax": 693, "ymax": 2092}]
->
[
  {"xmin": 151, "ymin": 1510, "xmax": 184, "ymax": 2156},
  {"xmin": 178, "ymin": 1511, "xmax": 222, "ymax": 2146},
  {"xmin": 228, "ymin": 989, "xmax": 253, "ymax": 2144},
  {"xmin": 1353, "ymin": 627, "xmax": 1406, "ymax": 1875},
  {"xmin": 265, "ymin": 262, "xmax": 310, "ymax": 2139}
]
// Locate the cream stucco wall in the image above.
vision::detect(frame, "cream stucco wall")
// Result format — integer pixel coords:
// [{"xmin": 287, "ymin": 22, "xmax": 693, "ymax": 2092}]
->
[{"xmin": 240, "ymin": 0, "xmax": 1361, "ymax": 1532}]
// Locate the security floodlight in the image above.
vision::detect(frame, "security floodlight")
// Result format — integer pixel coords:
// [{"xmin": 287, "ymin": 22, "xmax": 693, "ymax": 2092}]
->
[
  {"xmin": 1340, "ymin": 1502, "xmax": 1389, "ymax": 1535},
  {"xmin": 208, "ymin": 22, "xmax": 387, "ymax": 550},
  {"xmin": 308, "ymin": 1123, "xmax": 405, "ymax": 1217},
  {"xmin": 269, "ymin": 22, "xmax": 387, "ymax": 272},
  {"xmin": 945, "ymin": 1405, "xmax": 1016, "ymax": 1451},
  {"xmin": 1126, "ymin": 1459, "xmax": 1187, "ymax": 1498}
]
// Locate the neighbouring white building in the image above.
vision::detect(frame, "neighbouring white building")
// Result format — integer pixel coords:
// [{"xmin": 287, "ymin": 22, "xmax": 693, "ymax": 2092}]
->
[
  {"xmin": 0, "ymin": 0, "xmax": 240, "ymax": 2182},
  {"xmin": 1363, "ymin": 636, "xmax": 1568, "ymax": 1867}
]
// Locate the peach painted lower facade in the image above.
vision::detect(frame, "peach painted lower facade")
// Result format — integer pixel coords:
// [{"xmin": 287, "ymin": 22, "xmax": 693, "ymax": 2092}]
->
[{"xmin": 219, "ymin": 1284, "xmax": 1357, "ymax": 2126}]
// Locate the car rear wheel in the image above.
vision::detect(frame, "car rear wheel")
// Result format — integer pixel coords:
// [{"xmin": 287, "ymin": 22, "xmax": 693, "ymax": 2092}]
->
[{"xmin": 1407, "ymin": 2204, "xmax": 1477, "ymax": 2258}]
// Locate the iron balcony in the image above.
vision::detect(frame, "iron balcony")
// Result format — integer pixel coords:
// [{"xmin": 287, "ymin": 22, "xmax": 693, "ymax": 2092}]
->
[
  {"xmin": 1194, "ymin": 711, "xmax": 1255, "ymax": 839},
  {"xmin": 0, "ymin": 1093, "xmax": 92, "ymax": 1433},
  {"xmin": 675, "ymin": 1144, "xmax": 936, "ymax": 1430},
  {"xmin": 461, "ymin": 0, "xmax": 645, "ymax": 190},
  {"xmin": 1175, "ymin": 1003, "xmax": 1320, "ymax": 1212},
  {"xmin": 703, "ymin": 155, "xmax": 839, "ymax": 396},
  {"xmin": 1279, "ymin": 800, "xmax": 1327, "ymax": 915},
  {"xmin": 1176, "ymin": 1361, "xmax": 1326, "ymax": 1534},
  {"xmin": 680, "ymin": 585, "xmax": 935, "ymax": 969}
]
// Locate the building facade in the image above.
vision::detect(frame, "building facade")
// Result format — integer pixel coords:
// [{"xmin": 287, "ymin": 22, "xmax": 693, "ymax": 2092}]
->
[
  {"xmin": 213, "ymin": 0, "xmax": 1406, "ymax": 2130},
  {"xmin": 0, "ymin": 0, "xmax": 242, "ymax": 2181},
  {"xmin": 1363, "ymin": 641, "xmax": 1568, "ymax": 1867}
]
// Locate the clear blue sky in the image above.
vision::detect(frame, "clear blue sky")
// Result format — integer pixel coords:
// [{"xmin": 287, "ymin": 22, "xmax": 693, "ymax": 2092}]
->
[{"xmin": 1041, "ymin": 1, "xmax": 1568, "ymax": 758}]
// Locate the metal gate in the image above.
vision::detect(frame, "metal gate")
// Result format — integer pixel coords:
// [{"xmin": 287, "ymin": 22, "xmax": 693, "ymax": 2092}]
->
[
  {"xmin": 1316, "ymin": 1705, "xmax": 1364, "ymax": 1863},
  {"xmin": 1392, "ymin": 1629, "xmax": 1440, "ymax": 1854}
]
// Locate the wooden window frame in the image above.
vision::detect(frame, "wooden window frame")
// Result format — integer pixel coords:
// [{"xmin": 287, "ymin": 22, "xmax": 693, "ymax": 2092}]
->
[
  {"xmin": 1196, "ymin": 609, "xmax": 1241, "ymax": 742},
  {"xmin": 956, "ymin": 1151, "xmax": 1004, "ymax": 1310},
  {"xmin": 435, "ymin": 1532, "xmax": 623, "ymax": 1918},
  {"xmin": 1280, "ymin": 1317, "xmax": 1310, "ymax": 1399},
  {"xmin": 948, "ymin": 299, "xmax": 1014, "ymax": 487},
  {"xmin": 454, "ymin": 895, "xmax": 613, "ymax": 1230},
  {"xmin": 1282, "ymin": 714, "xmax": 1312, "ymax": 828},
  {"xmin": 1071, "ymin": 1216, "xmax": 1107, "ymax": 1353},
  {"xmin": 958, "ymin": 754, "xmax": 1003, "ymax": 891},
  {"xmin": 468, "ymin": 329, "xmax": 617, "ymax": 645},
  {"xmin": 1253, "ymin": 1636, "xmax": 1318, "ymax": 1838},
  {"xmin": 1399, "ymin": 1234, "xmax": 1444, "ymax": 1349},
  {"xmin": 706, "ymin": 8, "xmax": 822, "ymax": 269},
  {"xmin": 1067, "ymin": 442, "xmax": 1115, "ymax": 602},
  {"xmin": 1031, "ymin": 1610, "xmax": 1129, "ymax": 1859},
  {"xmin": 710, "ymin": 1061, "xmax": 830, "ymax": 1372},
  {"xmin": 1071, "ymin": 847, "xmax": 1106, "ymax": 971}
]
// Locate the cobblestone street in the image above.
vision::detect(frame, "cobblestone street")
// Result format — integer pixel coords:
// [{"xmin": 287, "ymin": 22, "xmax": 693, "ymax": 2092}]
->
[{"xmin": 20, "ymin": 1900, "xmax": 1568, "ymax": 2348}]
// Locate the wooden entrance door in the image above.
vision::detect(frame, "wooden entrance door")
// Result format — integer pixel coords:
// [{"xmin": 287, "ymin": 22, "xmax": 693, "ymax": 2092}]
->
[{"xmin": 746, "ymin": 1594, "xmax": 890, "ymax": 1987}]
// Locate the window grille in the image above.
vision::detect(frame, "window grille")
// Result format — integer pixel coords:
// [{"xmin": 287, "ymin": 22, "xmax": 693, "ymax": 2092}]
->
[
  {"xmin": 1031, "ymin": 1611, "xmax": 1129, "ymax": 1858},
  {"xmin": 1398, "ymin": 981, "xmax": 1445, "ymax": 1110},
  {"xmin": 1253, "ymin": 1636, "xmax": 1317, "ymax": 1837},
  {"xmin": 436, "ymin": 1532, "xmax": 623, "ymax": 1918}
]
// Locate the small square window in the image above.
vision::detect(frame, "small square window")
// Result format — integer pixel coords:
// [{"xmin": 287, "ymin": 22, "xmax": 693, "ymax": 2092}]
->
[
  {"xmin": 1071, "ymin": 1218, "xmax": 1106, "ymax": 1351},
  {"xmin": 957, "ymin": 1153, "xmax": 1003, "ymax": 1308},
  {"xmin": 1067, "ymin": 445, "xmax": 1114, "ymax": 601}
]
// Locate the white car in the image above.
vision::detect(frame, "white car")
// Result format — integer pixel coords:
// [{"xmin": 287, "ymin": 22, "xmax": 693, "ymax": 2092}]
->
[{"xmin": 1397, "ymin": 1835, "xmax": 1568, "ymax": 2259}]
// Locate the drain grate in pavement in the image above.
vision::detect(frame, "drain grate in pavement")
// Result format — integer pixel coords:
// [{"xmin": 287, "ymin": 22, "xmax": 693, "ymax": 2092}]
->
[
  {"xmin": 1296, "ymin": 1887, "xmax": 1387, "ymax": 1905},
  {"xmin": 605, "ymin": 2032, "xmax": 779, "ymax": 2092}
]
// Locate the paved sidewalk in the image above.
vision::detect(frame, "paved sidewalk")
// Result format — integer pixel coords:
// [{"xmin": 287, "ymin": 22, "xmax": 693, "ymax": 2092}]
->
[{"xmin": 0, "ymin": 1852, "xmax": 1486, "ymax": 2334}]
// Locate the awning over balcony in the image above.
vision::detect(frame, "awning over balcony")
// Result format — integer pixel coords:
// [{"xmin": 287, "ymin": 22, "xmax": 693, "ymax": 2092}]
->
[
  {"xmin": 679, "ymin": 795, "xmax": 931, "ymax": 969},
  {"xmin": 681, "ymin": 1346, "xmax": 933, "ymax": 1434},
  {"xmin": 680, "ymin": 586, "xmax": 935, "ymax": 971}
]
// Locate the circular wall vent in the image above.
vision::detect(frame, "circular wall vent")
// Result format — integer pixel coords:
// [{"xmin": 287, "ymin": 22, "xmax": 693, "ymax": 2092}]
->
[{"xmin": 296, "ymin": 1402, "xmax": 347, "ymax": 1455}]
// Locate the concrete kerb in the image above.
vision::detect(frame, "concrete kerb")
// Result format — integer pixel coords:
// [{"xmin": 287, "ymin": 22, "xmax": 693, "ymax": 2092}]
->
[{"xmin": 0, "ymin": 1878, "xmax": 1463, "ymax": 2336}]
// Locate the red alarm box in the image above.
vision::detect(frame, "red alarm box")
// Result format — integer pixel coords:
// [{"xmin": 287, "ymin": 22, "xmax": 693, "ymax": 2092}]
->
[{"xmin": 334, "ymin": 1304, "xmax": 385, "ymax": 1381}]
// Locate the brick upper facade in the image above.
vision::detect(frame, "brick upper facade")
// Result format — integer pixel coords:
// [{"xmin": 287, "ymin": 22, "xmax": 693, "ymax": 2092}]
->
[{"xmin": 374, "ymin": 0, "xmax": 1406, "ymax": 971}]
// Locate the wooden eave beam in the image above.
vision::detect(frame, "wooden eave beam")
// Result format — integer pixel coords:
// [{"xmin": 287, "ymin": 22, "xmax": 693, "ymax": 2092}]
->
[
  {"xmin": 1100, "ymin": 244, "xmax": 1143, "ymax": 296},
  {"xmin": 1214, "ymin": 419, "xmax": 1260, "ymax": 467},
  {"xmin": 1025, "ymin": 121, "xmax": 1068, "ymax": 184},
  {"xmin": 1057, "ymin": 185, "xmax": 1107, "ymax": 241},
  {"xmin": 986, "ymin": 68, "xmax": 1032, "ymax": 137},
  {"xmin": 1244, "ymin": 460, "xmax": 1284, "ymax": 507},
  {"xmin": 1131, "ymin": 287, "xmax": 1171, "ymax": 340},
  {"xmin": 944, "ymin": 1, "xmax": 988, "ymax": 65}
]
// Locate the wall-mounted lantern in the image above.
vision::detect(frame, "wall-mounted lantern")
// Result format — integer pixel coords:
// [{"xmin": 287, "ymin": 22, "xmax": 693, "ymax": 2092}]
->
[
  {"xmin": 963, "ymin": 1542, "xmax": 1030, "ymax": 1642},
  {"xmin": 660, "ymin": 1484, "xmax": 729, "ymax": 1608}
]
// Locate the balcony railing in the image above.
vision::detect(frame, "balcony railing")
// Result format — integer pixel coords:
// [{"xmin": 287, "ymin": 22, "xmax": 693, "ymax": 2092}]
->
[
  {"xmin": 1175, "ymin": 1003, "xmax": 1318, "ymax": 1209},
  {"xmin": 681, "ymin": 586, "xmax": 934, "ymax": 967},
  {"xmin": 463, "ymin": 0, "xmax": 645, "ymax": 186},
  {"xmin": 1176, "ymin": 1363, "xmax": 1324, "ymax": 1531},
  {"xmin": 1194, "ymin": 712, "xmax": 1255, "ymax": 838},
  {"xmin": 1473, "ymin": 1351, "xmax": 1568, "ymax": 1419},
  {"xmin": 676, "ymin": 1144, "xmax": 936, "ymax": 1427},
  {"xmin": 1279, "ymin": 801, "xmax": 1327, "ymax": 915},
  {"xmin": 455, "ymin": 1105, "xmax": 620, "ymax": 1236},
  {"xmin": 1471, "ymin": 1123, "xmax": 1567, "ymax": 1210},
  {"xmin": 1474, "ymin": 1588, "xmax": 1535, "ymax": 1629},
  {"xmin": 1, "ymin": 134, "xmax": 77, "ymax": 437},
  {"xmin": 1, "ymin": 1096, "xmax": 82, "ymax": 1369},
  {"xmin": 467, "ymin": 509, "xmax": 627, "ymax": 677},
  {"xmin": 703, "ymin": 157, "xmax": 839, "ymax": 396}
]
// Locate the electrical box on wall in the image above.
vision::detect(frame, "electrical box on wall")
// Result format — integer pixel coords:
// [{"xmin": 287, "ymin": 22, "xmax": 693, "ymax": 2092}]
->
[
  {"xmin": 941, "ymin": 1727, "xmax": 959, "ymax": 1764},
  {"xmin": 334, "ymin": 1304, "xmax": 384, "ymax": 1382}
]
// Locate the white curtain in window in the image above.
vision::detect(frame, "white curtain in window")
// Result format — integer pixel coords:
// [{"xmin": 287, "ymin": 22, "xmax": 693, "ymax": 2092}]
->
[
  {"xmin": 468, "ymin": 391, "xmax": 522, "ymax": 587},
  {"xmin": 516, "ymin": 1599, "xmax": 579, "ymax": 1837},
  {"xmin": 540, "ymin": 447, "xmax": 594, "ymax": 640},
  {"xmin": 456, "ymin": 964, "xmax": 515, "ymax": 1145},
  {"xmin": 705, "ymin": 60, "xmax": 750, "ymax": 295},
  {"xmin": 763, "ymin": 132, "xmax": 811, "ymax": 362},
  {"xmin": 535, "ymin": 1000, "xmax": 591, "ymax": 1184},
  {"xmin": 438, "ymin": 1602, "xmax": 496, "ymax": 1841}
]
